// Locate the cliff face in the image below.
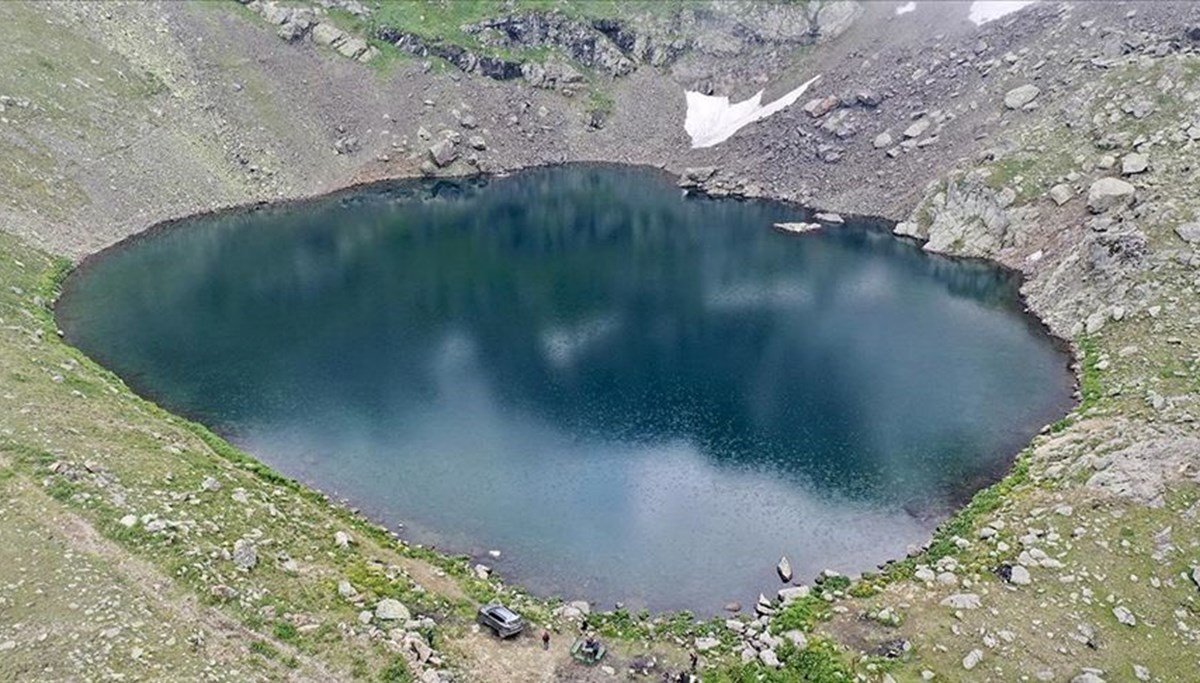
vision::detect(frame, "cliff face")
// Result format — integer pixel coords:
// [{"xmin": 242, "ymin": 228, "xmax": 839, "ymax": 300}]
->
[{"xmin": 2, "ymin": 1, "xmax": 1200, "ymax": 681}]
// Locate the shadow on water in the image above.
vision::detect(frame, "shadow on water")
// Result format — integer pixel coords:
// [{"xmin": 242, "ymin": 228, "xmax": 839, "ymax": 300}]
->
[{"xmin": 57, "ymin": 164, "xmax": 1074, "ymax": 613}]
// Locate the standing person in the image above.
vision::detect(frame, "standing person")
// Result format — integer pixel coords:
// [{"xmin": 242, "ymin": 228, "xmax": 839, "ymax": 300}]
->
[
  {"xmin": 689, "ymin": 650, "xmax": 698, "ymax": 672},
  {"xmin": 541, "ymin": 629, "xmax": 550, "ymax": 651}
]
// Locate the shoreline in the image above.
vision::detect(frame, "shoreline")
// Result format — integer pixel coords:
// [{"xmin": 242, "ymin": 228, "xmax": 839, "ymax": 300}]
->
[{"xmin": 49, "ymin": 159, "xmax": 1082, "ymax": 620}]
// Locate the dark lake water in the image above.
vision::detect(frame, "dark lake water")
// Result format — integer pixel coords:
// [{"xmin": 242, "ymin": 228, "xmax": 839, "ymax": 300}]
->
[{"xmin": 58, "ymin": 165, "xmax": 1074, "ymax": 614}]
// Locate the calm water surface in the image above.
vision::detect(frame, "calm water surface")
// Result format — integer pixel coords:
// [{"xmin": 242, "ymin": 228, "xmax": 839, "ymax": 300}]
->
[{"xmin": 59, "ymin": 165, "xmax": 1073, "ymax": 613}]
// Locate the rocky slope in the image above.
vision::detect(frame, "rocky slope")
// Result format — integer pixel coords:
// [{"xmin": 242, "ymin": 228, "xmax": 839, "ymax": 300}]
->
[{"xmin": 2, "ymin": 1, "xmax": 1200, "ymax": 681}]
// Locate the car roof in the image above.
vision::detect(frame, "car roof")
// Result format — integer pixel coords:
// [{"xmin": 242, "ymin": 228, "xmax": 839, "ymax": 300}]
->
[{"xmin": 487, "ymin": 605, "xmax": 520, "ymax": 622}]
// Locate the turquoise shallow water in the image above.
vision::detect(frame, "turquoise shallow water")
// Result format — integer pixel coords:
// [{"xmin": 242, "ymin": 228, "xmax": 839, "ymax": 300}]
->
[{"xmin": 58, "ymin": 165, "xmax": 1073, "ymax": 613}]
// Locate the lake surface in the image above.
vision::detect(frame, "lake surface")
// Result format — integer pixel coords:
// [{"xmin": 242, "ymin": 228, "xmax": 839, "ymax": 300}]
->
[{"xmin": 58, "ymin": 165, "xmax": 1073, "ymax": 613}]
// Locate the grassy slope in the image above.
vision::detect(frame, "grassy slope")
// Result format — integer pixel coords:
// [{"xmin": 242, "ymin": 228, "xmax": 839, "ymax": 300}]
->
[{"xmin": 0, "ymin": 231, "xmax": 500, "ymax": 680}]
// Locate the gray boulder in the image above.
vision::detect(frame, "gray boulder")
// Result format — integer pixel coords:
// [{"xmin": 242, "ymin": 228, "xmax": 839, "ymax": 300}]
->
[
  {"xmin": 939, "ymin": 593, "xmax": 981, "ymax": 609},
  {"xmin": 776, "ymin": 556, "xmax": 793, "ymax": 583},
  {"xmin": 1004, "ymin": 84, "xmax": 1040, "ymax": 109},
  {"xmin": 429, "ymin": 139, "xmax": 458, "ymax": 167},
  {"xmin": 1087, "ymin": 177, "xmax": 1136, "ymax": 213},
  {"xmin": 375, "ymin": 598, "xmax": 410, "ymax": 621},
  {"xmin": 311, "ymin": 22, "xmax": 346, "ymax": 48},
  {"xmin": 1121, "ymin": 153, "xmax": 1149, "ymax": 175},
  {"xmin": 802, "ymin": 95, "xmax": 840, "ymax": 118},
  {"xmin": 1008, "ymin": 565, "xmax": 1032, "ymax": 585},
  {"xmin": 1173, "ymin": 222, "xmax": 1200, "ymax": 243},
  {"xmin": 336, "ymin": 37, "xmax": 369, "ymax": 60},
  {"xmin": 777, "ymin": 585, "xmax": 810, "ymax": 604},
  {"xmin": 232, "ymin": 538, "xmax": 257, "ymax": 570},
  {"xmin": 903, "ymin": 117, "xmax": 931, "ymax": 139},
  {"xmin": 873, "ymin": 131, "xmax": 893, "ymax": 149},
  {"xmin": 1049, "ymin": 184, "xmax": 1074, "ymax": 206}
]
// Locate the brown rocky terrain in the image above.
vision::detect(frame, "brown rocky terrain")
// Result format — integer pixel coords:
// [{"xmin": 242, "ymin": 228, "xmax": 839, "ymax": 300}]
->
[{"xmin": 2, "ymin": 1, "xmax": 1200, "ymax": 681}]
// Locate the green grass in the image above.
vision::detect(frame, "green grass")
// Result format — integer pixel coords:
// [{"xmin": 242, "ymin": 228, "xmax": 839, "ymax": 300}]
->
[
  {"xmin": 273, "ymin": 620, "xmax": 300, "ymax": 643},
  {"xmin": 319, "ymin": 0, "xmax": 690, "ymax": 69},
  {"xmin": 1050, "ymin": 335, "xmax": 1102, "ymax": 432},
  {"xmin": 250, "ymin": 639, "xmax": 280, "ymax": 659},
  {"xmin": 704, "ymin": 637, "xmax": 855, "ymax": 683},
  {"xmin": 586, "ymin": 86, "xmax": 615, "ymax": 115},
  {"xmin": 378, "ymin": 656, "xmax": 413, "ymax": 683}
]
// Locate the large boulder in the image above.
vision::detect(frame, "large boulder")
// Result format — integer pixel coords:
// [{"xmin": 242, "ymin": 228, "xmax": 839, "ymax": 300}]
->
[
  {"xmin": 939, "ymin": 593, "xmax": 982, "ymax": 609},
  {"xmin": 1087, "ymin": 177, "xmax": 1136, "ymax": 213},
  {"xmin": 777, "ymin": 585, "xmax": 810, "ymax": 604},
  {"xmin": 232, "ymin": 538, "xmax": 257, "ymax": 570},
  {"xmin": 429, "ymin": 139, "xmax": 458, "ymax": 167},
  {"xmin": 776, "ymin": 556, "xmax": 793, "ymax": 583},
  {"xmin": 311, "ymin": 22, "xmax": 347, "ymax": 48},
  {"xmin": 802, "ymin": 95, "xmax": 840, "ymax": 118},
  {"xmin": 1004, "ymin": 84, "xmax": 1040, "ymax": 109},
  {"xmin": 903, "ymin": 117, "xmax": 931, "ymax": 139},
  {"xmin": 1176, "ymin": 222, "xmax": 1200, "ymax": 243},
  {"xmin": 336, "ymin": 37, "xmax": 369, "ymax": 60},
  {"xmin": 375, "ymin": 598, "xmax": 410, "ymax": 621},
  {"xmin": 1121, "ymin": 153, "xmax": 1149, "ymax": 175},
  {"xmin": 1048, "ymin": 184, "xmax": 1074, "ymax": 206}
]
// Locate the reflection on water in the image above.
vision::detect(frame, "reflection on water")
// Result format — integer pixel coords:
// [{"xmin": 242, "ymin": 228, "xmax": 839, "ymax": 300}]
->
[{"xmin": 59, "ymin": 165, "xmax": 1073, "ymax": 613}]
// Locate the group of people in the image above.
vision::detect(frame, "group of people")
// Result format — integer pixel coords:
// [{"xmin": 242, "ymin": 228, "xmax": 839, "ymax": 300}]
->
[{"xmin": 534, "ymin": 618, "xmax": 701, "ymax": 678}]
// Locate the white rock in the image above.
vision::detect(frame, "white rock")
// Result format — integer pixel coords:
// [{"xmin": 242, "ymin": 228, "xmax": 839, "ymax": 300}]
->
[
  {"xmin": 940, "ymin": 593, "xmax": 982, "ymax": 609},
  {"xmin": 963, "ymin": 648, "xmax": 983, "ymax": 670},
  {"xmin": 1048, "ymin": 184, "xmax": 1074, "ymax": 206},
  {"xmin": 695, "ymin": 636, "xmax": 721, "ymax": 652},
  {"xmin": 119, "ymin": 514, "xmax": 137, "ymax": 528},
  {"xmin": 337, "ymin": 580, "xmax": 357, "ymax": 599},
  {"xmin": 1121, "ymin": 153, "xmax": 1149, "ymax": 175},
  {"xmin": 375, "ymin": 598, "xmax": 411, "ymax": 621},
  {"xmin": 1175, "ymin": 222, "xmax": 1200, "ymax": 243},
  {"xmin": 334, "ymin": 531, "xmax": 353, "ymax": 548},
  {"xmin": 775, "ymin": 222, "xmax": 821, "ymax": 234},
  {"xmin": 1009, "ymin": 565, "xmax": 1032, "ymax": 585},
  {"xmin": 903, "ymin": 117, "xmax": 931, "ymax": 138},
  {"xmin": 1086, "ymin": 177, "xmax": 1136, "ymax": 213},
  {"xmin": 1113, "ymin": 605, "xmax": 1136, "ymax": 626},
  {"xmin": 1004, "ymin": 84, "xmax": 1041, "ymax": 109},
  {"xmin": 782, "ymin": 629, "xmax": 808, "ymax": 649},
  {"xmin": 777, "ymin": 585, "xmax": 810, "ymax": 604}
]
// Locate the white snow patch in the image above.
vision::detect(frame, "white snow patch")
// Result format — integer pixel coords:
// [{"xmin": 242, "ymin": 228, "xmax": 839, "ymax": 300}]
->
[
  {"xmin": 683, "ymin": 75, "xmax": 821, "ymax": 148},
  {"xmin": 968, "ymin": 0, "xmax": 1037, "ymax": 26},
  {"xmin": 895, "ymin": 2, "xmax": 916, "ymax": 15}
]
